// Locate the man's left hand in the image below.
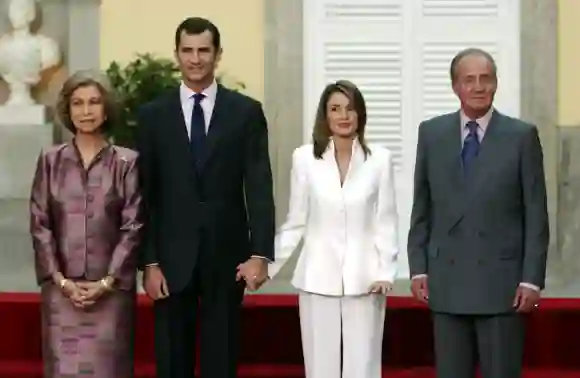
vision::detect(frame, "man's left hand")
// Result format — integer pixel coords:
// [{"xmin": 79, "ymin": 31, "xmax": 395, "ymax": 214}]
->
[
  {"xmin": 236, "ymin": 257, "xmax": 268, "ymax": 291},
  {"xmin": 513, "ymin": 286, "xmax": 540, "ymax": 313}
]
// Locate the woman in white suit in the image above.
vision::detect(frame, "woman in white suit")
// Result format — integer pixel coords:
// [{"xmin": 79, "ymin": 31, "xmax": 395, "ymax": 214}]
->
[{"xmin": 269, "ymin": 80, "xmax": 399, "ymax": 378}]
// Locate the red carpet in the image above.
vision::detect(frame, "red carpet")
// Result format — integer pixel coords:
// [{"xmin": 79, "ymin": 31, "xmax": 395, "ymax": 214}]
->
[{"xmin": 0, "ymin": 293, "xmax": 579, "ymax": 377}]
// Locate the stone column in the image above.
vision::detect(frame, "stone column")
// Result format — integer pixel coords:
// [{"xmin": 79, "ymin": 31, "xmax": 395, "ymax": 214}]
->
[
  {"xmin": 262, "ymin": 0, "xmax": 304, "ymax": 288},
  {"xmin": 519, "ymin": 0, "xmax": 560, "ymax": 288},
  {"xmin": 65, "ymin": 0, "xmax": 102, "ymax": 74},
  {"xmin": 264, "ymin": 0, "xmax": 304, "ymax": 225},
  {"xmin": 556, "ymin": 127, "xmax": 580, "ymax": 290}
]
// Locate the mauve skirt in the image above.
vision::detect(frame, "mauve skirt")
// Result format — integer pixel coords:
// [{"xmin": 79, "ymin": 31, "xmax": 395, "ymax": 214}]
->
[{"xmin": 41, "ymin": 282, "xmax": 136, "ymax": 378}]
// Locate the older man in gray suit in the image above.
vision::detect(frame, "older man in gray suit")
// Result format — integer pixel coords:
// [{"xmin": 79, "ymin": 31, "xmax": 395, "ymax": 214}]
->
[{"xmin": 407, "ymin": 48, "xmax": 549, "ymax": 378}]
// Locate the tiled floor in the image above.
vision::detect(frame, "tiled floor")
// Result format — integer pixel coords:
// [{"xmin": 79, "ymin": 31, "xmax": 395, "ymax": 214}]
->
[{"xmin": 1, "ymin": 198, "xmax": 578, "ymax": 296}]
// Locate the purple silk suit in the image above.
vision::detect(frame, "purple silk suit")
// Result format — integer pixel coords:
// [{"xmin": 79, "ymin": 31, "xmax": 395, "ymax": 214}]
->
[{"xmin": 30, "ymin": 142, "xmax": 142, "ymax": 378}]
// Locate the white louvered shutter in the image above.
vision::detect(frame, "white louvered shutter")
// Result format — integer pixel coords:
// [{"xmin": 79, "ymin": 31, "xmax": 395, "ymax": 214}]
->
[
  {"xmin": 416, "ymin": 0, "xmax": 520, "ymax": 121},
  {"xmin": 303, "ymin": 0, "xmax": 520, "ymax": 278}
]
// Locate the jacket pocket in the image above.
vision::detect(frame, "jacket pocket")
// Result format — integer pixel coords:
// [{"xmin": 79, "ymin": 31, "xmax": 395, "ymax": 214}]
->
[{"xmin": 428, "ymin": 244, "xmax": 439, "ymax": 259}]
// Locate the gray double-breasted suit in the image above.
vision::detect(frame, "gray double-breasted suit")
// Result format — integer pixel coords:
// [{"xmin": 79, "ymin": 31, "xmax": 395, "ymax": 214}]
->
[{"xmin": 408, "ymin": 109, "xmax": 549, "ymax": 378}]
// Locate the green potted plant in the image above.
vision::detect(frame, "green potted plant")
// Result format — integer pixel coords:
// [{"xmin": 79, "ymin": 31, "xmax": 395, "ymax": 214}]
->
[{"xmin": 105, "ymin": 53, "xmax": 245, "ymax": 148}]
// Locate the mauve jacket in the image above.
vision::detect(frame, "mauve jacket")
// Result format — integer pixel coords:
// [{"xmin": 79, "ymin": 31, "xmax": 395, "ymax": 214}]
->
[{"xmin": 29, "ymin": 142, "xmax": 143, "ymax": 290}]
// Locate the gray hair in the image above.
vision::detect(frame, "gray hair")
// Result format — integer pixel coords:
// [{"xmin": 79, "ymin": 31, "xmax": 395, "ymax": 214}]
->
[
  {"xmin": 56, "ymin": 69, "xmax": 120, "ymax": 134},
  {"xmin": 449, "ymin": 48, "xmax": 497, "ymax": 84}
]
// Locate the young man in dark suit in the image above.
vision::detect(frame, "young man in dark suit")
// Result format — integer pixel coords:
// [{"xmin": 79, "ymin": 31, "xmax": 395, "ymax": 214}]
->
[{"xmin": 136, "ymin": 17, "xmax": 275, "ymax": 378}]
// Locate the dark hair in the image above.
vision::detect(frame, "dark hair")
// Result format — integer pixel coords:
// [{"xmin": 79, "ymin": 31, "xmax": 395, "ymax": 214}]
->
[
  {"xmin": 56, "ymin": 70, "xmax": 119, "ymax": 134},
  {"xmin": 175, "ymin": 17, "xmax": 221, "ymax": 51},
  {"xmin": 312, "ymin": 80, "xmax": 370, "ymax": 159},
  {"xmin": 449, "ymin": 47, "xmax": 497, "ymax": 84}
]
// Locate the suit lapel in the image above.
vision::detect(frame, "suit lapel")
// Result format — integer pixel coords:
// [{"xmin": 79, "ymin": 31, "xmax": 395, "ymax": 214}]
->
[
  {"xmin": 166, "ymin": 89, "xmax": 197, "ymax": 183},
  {"xmin": 321, "ymin": 144, "xmax": 343, "ymax": 192},
  {"xmin": 167, "ymin": 88, "xmax": 191, "ymax": 150},
  {"xmin": 441, "ymin": 111, "xmax": 464, "ymax": 193},
  {"xmin": 344, "ymin": 141, "xmax": 366, "ymax": 186},
  {"xmin": 198, "ymin": 84, "xmax": 231, "ymax": 170}
]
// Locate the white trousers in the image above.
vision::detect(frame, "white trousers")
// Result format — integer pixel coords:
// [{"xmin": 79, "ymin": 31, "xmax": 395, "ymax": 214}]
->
[{"xmin": 298, "ymin": 291, "xmax": 386, "ymax": 378}]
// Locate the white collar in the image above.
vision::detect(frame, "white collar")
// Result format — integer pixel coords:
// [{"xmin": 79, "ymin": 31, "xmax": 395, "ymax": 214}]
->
[{"xmin": 179, "ymin": 79, "xmax": 218, "ymax": 104}]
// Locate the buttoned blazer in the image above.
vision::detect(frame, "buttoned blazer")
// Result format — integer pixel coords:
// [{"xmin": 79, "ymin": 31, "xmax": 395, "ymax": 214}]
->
[{"xmin": 271, "ymin": 140, "xmax": 399, "ymax": 296}]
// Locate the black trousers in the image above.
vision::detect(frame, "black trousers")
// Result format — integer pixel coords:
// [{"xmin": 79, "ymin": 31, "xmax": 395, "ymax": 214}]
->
[
  {"xmin": 432, "ymin": 312, "xmax": 525, "ymax": 378},
  {"xmin": 153, "ymin": 242, "xmax": 246, "ymax": 378}
]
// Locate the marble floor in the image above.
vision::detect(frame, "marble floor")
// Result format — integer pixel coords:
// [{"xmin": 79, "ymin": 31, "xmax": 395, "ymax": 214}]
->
[{"xmin": 2, "ymin": 199, "xmax": 579, "ymax": 297}]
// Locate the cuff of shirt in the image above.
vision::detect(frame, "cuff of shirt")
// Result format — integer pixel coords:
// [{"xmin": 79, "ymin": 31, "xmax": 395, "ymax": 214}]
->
[
  {"xmin": 251, "ymin": 255, "xmax": 272, "ymax": 263},
  {"xmin": 412, "ymin": 274, "xmax": 427, "ymax": 279},
  {"xmin": 519, "ymin": 282, "xmax": 540, "ymax": 292}
]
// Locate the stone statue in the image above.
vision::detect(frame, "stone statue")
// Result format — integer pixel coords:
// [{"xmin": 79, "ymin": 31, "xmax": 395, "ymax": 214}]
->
[{"xmin": 0, "ymin": 0, "xmax": 61, "ymax": 106}]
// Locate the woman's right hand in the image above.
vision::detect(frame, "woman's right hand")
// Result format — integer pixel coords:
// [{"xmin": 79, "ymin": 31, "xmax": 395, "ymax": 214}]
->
[
  {"xmin": 56, "ymin": 276, "xmax": 86, "ymax": 309},
  {"xmin": 64, "ymin": 281, "xmax": 87, "ymax": 308}
]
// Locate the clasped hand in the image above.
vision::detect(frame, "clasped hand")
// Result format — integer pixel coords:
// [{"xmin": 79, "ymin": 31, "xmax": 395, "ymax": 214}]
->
[
  {"xmin": 62, "ymin": 279, "xmax": 111, "ymax": 309},
  {"xmin": 236, "ymin": 257, "xmax": 269, "ymax": 291},
  {"xmin": 368, "ymin": 281, "xmax": 393, "ymax": 295}
]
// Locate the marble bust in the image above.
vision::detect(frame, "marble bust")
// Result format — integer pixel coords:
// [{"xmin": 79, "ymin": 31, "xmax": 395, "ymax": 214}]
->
[{"xmin": 0, "ymin": 0, "xmax": 61, "ymax": 106}]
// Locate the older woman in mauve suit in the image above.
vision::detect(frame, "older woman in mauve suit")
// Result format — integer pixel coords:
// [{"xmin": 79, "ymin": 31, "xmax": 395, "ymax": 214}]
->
[{"xmin": 29, "ymin": 69, "xmax": 142, "ymax": 378}]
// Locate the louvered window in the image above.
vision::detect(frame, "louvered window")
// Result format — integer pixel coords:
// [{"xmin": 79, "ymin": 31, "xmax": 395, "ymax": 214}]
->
[{"xmin": 303, "ymin": 0, "xmax": 520, "ymax": 277}]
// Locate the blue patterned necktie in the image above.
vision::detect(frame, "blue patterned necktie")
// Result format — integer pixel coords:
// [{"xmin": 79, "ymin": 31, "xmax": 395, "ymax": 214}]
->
[
  {"xmin": 461, "ymin": 120, "xmax": 480, "ymax": 175},
  {"xmin": 190, "ymin": 93, "xmax": 206, "ymax": 167}
]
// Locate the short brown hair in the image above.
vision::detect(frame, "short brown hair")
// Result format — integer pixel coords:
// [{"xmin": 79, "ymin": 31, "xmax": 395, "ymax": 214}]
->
[
  {"xmin": 175, "ymin": 17, "xmax": 221, "ymax": 51},
  {"xmin": 56, "ymin": 69, "xmax": 120, "ymax": 134},
  {"xmin": 311, "ymin": 80, "xmax": 370, "ymax": 159}
]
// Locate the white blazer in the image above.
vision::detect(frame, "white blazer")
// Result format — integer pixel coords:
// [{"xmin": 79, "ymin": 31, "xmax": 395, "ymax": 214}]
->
[{"xmin": 270, "ymin": 139, "xmax": 399, "ymax": 296}]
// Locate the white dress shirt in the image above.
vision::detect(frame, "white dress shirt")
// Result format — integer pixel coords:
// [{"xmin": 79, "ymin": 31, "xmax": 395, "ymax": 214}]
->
[
  {"xmin": 270, "ymin": 139, "xmax": 400, "ymax": 296},
  {"xmin": 179, "ymin": 80, "xmax": 218, "ymax": 137}
]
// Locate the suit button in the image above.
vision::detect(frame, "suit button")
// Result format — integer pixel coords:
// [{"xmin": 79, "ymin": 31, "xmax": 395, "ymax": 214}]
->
[
  {"xmin": 87, "ymin": 194, "xmax": 94, "ymax": 202},
  {"xmin": 478, "ymin": 259, "xmax": 485, "ymax": 265},
  {"xmin": 448, "ymin": 258, "xmax": 455, "ymax": 265}
]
